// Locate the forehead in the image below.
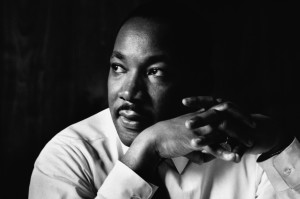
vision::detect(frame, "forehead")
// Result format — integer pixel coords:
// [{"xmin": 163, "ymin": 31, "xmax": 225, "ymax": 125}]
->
[{"xmin": 114, "ymin": 17, "xmax": 170, "ymax": 53}]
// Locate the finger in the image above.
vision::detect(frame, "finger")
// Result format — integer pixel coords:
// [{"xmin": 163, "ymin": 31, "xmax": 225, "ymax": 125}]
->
[
  {"xmin": 185, "ymin": 108, "xmax": 221, "ymax": 129},
  {"xmin": 182, "ymin": 96, "xmax": 223, "ymax": 109},
  {"xmin": 218, "ymin": 119, "xmax": 254, "ymax": 147},
  {"xmin": 212, "ymin": 102, "xmax": 256, "ymax": 128},
  {"xmin": 201, "ymin": 145, "xmax": 241, "ymax": 163},
  {"xmin": 190, "ymin": 130, "xmax": 227, "ymax": 146},
  {"xmin": 232, "ymin": 144, "xmax": 247, "ymax": 161},
  {"xmin": 185, "ymin": 151, "xmax": 215, "ymax": 164},
  {"xmin": 188, "ymin": 115, "xmax": 253, "ymax": 148}
]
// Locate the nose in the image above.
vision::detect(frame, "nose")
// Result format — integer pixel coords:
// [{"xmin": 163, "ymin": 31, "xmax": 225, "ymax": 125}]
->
[{"xmin": 118, "ymin": 72, "xmax": 145, "ymax": 102}]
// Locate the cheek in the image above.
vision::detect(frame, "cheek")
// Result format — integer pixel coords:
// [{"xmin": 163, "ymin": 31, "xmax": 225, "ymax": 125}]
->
[
  {"xmin": 107, "ymin": 76, "xmax": 119, "ymax": 105},
  {"xmin": 149, "ymin": 84, "xmax": 170, "ymax": 101},
  {"xmin": 150, "ymin": 84, "xmax": 181, "ymax": 119}
]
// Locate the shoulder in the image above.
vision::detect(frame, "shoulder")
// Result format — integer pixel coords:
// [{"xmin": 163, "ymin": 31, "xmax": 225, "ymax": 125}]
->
[
  {"xmin": 60, "ymin": 108, "xmax": 117, "ymax": 141},
  {"xmin": 33, "ymin": 108, "xmax": 119, "ymax": 181},
  {"xmin": 43, "ymin": 108, "xmax": 118, "ymax": 154}
]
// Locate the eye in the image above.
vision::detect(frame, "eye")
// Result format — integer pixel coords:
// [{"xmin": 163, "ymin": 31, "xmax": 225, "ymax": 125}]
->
[
  {"xmin": 147, "ymin": 68, "xmax": 165, "ymax": 77},
  {"xmin": 111, "ymin": 64, "xmax": 126, "ymax": 73}
]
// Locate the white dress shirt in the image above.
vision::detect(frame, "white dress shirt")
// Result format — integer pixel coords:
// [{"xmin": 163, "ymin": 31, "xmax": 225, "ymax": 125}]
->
[{"xmin": 29, "ymin": 109, "xmax": 300, "ymax": 199}]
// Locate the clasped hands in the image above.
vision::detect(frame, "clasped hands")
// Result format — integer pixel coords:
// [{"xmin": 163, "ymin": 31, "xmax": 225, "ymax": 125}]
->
[
  {"xmin": 147, "ymin": 96, "xmax": 283, "ymax": 164},
  {"xmin": 123, "ymin": 96, "xmax": 289, "ymax": 182}
]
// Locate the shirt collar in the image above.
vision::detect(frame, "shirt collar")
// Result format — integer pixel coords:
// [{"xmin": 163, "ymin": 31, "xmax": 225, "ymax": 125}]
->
[
  {"xmin": 121, "ymin": 141, "xmax": 129, "ymax": 153},
  {"xmin": 172, "ymin": 157, "xmax": 189, "ymax": 174}
]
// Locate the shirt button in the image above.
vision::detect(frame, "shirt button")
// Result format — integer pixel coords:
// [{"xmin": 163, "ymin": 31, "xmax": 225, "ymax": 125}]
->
[{"xmin": 283, "ymin": 167, "xmax": 293, "ymax": 176}]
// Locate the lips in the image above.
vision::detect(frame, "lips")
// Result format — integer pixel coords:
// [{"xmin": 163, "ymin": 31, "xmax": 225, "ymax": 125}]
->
[
  {"xmin": 119, "ymin": 109, "xmax": 141, "ymax": 119},
  {"xmin": 117, "ymin": 109, "xmax": 151, "ymax": 131}
]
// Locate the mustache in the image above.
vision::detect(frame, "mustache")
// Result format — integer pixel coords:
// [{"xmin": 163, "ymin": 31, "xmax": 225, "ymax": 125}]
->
[
  {"xmin": 117, "ymin": 102, "xmax": 151, "ymax": 117},
  {"xmin": 117, "ymin": 103, "xmax": 137, "ymax": 112}
]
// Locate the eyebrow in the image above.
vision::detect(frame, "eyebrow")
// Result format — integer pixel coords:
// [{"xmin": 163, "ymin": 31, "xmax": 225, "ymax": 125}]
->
[
  {"xmin": 110, "ymin": 50, "xmax": 170, "ymax": 66},
  {"xmin": 110, "ymin": 51, "xmax": 125, "ymax": 60}
]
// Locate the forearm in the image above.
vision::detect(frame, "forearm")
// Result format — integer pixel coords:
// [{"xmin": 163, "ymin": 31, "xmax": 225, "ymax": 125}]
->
[{"xmin": 120, "ymin": 130, "xmax": 162, "ymax": 183}]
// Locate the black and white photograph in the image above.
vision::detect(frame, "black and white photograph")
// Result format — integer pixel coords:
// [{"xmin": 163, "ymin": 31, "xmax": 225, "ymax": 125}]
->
[{"xmin": 1, "ymin": 1, "xmax": 300, "ymax": 198}]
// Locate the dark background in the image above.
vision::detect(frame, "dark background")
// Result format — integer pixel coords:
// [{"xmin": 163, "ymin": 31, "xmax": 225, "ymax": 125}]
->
[{"xmin": 1, "ymin": 1, "xmax": 300, "ymax": 198}]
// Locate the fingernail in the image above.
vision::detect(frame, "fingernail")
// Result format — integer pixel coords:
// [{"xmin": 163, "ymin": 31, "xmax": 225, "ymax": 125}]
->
[
  {"xmin": 191, "ymin": 137, "xmax": 203, "ymax": 147},
  {"xmin": 186, "ymin": 117, "xmax": 205, "ymax": 129},
  {"xmin": 182, "ymin": 98, "xmax": 192, "ymax": 105},
  {"xmin": 182, "ymin": 99, "xmax": 188, "ymax": 105},
  {"xmin": 185, "ymin": 120, "xmax": 194, "ymax": 129},
  {"xmin": 235, "ymin": 154, "xmax": 241, "ymax": 162},
  {"xmin": 201, "ymin": 149, "xmax": 208, "ymax": 153},
  {"xmin": 223, "ymin": 151, "xmax": 235, "ymax": 161}
]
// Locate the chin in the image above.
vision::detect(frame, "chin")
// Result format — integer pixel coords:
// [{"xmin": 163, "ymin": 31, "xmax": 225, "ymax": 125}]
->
[
  {"xmin": 113, "ymin": 120, "xmax": 140, "ymax": 146},
  {"xmin": 117, "ymin": 129, "xmax": 138, "ymax": 146}
]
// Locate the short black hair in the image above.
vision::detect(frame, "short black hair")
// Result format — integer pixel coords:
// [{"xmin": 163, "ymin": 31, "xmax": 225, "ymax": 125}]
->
[{"xmin": 118, "ymin": 0, "xmax": 214, "ymax": 95}]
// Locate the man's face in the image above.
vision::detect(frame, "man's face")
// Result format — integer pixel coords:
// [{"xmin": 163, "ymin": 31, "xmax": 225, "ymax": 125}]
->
[{"xmin": 108, "ymin": 17, "xmax": 185, "ymax": 146}]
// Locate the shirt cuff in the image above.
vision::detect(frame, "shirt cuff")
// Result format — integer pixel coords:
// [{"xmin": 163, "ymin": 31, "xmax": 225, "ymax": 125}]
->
[
  {"xmin": 259, "ymin": 138, "xmax": 300, "ymax": 191},
  {"xmin": 98, "ymin": 161, "xmax": 158, "ymax": 199}
]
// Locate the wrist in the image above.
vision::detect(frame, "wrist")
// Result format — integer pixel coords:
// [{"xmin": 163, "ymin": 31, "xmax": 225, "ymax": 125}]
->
[
  {"xmin": 257, "ymin": 134, "xmax": 294, "ymax": 162},
  {"xmin": 120, "ymin": 131, "xmax": 161, "ymax": 183}
]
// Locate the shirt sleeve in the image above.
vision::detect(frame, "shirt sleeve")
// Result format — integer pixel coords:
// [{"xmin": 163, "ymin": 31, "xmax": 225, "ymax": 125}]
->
[
  {"xmin": 29, "ymin": 136, "xmax": 158, "ymax": 199},
  {"xmin": 28, "ymin": 144, "xmax": 98, "ymax": 199},
  {"xmin": 97, "ymin": 161, "xmax": 158, "ymax": 199},
  {"xmin": 258, "ymin": 138, "xmax": 300, "ymax": 198}
]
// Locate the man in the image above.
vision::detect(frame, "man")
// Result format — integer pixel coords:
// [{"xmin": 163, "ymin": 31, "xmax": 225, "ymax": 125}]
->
[{"xmin": 29, "ymin": 1, "xmax": 300, "ymax": 198}]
